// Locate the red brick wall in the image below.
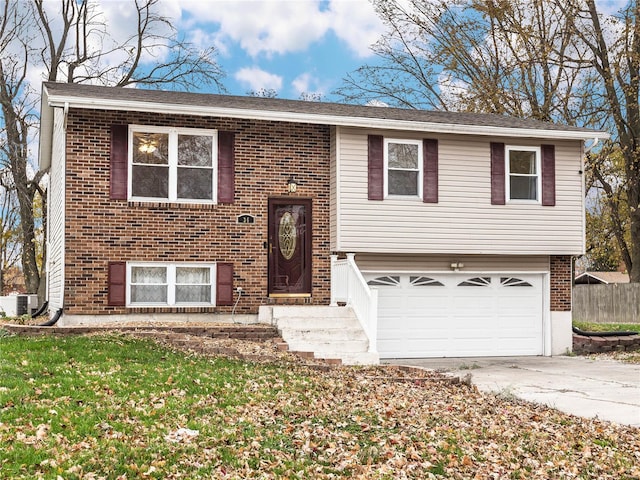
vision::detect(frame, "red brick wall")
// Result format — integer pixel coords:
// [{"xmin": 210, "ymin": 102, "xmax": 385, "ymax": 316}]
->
[
  {"xmin": 550, "ymin": 255, "xmax": 572, "ymax": 311},
  {"xmin": 63, "ymin": 108, "xmax": 331, "ymax": 315}
]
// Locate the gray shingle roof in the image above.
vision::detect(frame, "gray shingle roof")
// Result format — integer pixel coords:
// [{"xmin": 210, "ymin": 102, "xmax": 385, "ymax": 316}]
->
[{"xmin": 43, "ymin": 81, "xmax": 604, "ymax": 135}]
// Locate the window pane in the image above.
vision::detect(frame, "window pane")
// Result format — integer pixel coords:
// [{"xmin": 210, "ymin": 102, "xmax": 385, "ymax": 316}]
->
[
  {"xmin": 178, "ymin": 135, "xmax": 213, "ymax": 167},
  {"xmin": 510, "ymin": 176, "xmax": 537, "ymax": 200},
  {"xmin": 178, "ymin": 167, "xmax": 213, "ymax": 199},
  {"xmin": 176, "ymin": 267, "xmax": 210, "ymax": 284},
  {"xmin": 509, "ymin": 151, "xmax": 536, "ymax": 174},
  {"xmin": 388, "ymin": 170, "xmax": 418, "ymax": 195},
  {"xmin": 176, "ymin": 285, "xmax": 211, "ymax": 303},
  {"xmin": 132, "ymin": 133, "xmax": 169, "ymax": 165},
  {"xmin": 131, "ymin": 266, "xmax": 166, "ymax": 283},
  {"xmin": 132, "ymin": 165, "xmax": 169, "ymax": 198},
  {"xmin": 388, "ymin": 143, "xmax": 419, "ymax": 169},
  {"xmin": 131, "ymin": 285, "xmax": 167, "ymax": 303}
]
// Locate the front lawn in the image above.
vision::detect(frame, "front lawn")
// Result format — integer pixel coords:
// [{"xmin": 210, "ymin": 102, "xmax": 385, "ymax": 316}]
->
[{"xmin": 1, "ymin": 332, "xmax": 638, "ymax": 479}]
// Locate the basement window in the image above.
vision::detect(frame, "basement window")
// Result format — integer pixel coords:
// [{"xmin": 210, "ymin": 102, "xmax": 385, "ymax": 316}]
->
[{"xmin": 128, "ymin": 263, "xmax": 215, "ymax": 306}]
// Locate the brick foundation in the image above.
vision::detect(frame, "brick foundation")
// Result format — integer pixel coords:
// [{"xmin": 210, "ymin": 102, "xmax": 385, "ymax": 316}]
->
[
  {"xmin": 550, "ymin": 255, "xmax": 572, "ymax": 311},
  {"xmin": 2, "ymin": 324, "xmax": 280, "ymax": 340}
]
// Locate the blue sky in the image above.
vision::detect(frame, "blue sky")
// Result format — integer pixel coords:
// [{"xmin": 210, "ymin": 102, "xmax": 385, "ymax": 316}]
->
[
  {"xmin": 157, "ymin": 0, "xmax": 386, "ymax": 100},
  {"xmin": 35, "ymin": 0, "xmax": 623, "ymax": 102}
]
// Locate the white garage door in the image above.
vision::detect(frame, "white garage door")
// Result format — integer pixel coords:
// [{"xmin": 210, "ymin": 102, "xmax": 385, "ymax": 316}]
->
[{"xmin": 366, "ymin": 273, "xmax": 544, "ymax": 358}]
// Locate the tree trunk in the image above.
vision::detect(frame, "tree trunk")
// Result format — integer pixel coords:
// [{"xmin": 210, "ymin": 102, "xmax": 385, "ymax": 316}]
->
[
  {"xmin": 629, "ymin": 158, "xmax": 640, "ymax": 282},
  {"xmin": 0, "ymin": 66, "xmax": 40, "ymax": 294}
]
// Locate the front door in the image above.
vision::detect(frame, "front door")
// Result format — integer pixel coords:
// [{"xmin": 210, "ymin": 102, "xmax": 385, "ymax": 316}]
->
[{"xmin": 268, "ymin": 198, "xmax": 312, "ymax": 297}]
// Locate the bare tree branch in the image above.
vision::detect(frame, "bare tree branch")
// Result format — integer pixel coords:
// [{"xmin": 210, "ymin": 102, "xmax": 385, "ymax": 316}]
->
[
  {"xmin": 0, "ymin": 0, "xmax": 226, "ymax": 296},
  {"xmin": 336, "ymin": 0, "xmax": 640, "ymax": 281}
]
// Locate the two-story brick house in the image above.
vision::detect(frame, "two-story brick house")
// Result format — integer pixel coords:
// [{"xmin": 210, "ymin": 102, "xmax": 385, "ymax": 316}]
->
[{"xmin": 39, "ymin": 82, "xmax": 608, "ymax": 362}]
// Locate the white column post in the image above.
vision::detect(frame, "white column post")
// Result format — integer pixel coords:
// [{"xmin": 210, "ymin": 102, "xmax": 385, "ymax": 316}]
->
[
  {"xmin": 368, "ymin": 288, "xmax": 378, "ymax": 353},
  {"xmin": 346, "ymin": 253, "xmax": 356, "ymax": 305},
  {"xmin": 330, "ymin": 254, "xmax": 338, "ymax": 306}
]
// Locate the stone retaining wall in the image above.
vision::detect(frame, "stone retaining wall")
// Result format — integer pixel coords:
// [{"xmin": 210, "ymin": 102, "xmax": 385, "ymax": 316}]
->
[
  {"xmin": 573, "ymin": 333, "xmax": 640, "ymax": 354},
  {"xmin": 2, "ymin": 324, "xmax": 280, "ymax": 342}
]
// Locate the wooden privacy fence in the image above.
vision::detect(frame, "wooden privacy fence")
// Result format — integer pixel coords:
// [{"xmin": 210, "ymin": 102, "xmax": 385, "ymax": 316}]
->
[{"xmin": 573, "ymin": 284, "xmax": 640, "ymax": 324}]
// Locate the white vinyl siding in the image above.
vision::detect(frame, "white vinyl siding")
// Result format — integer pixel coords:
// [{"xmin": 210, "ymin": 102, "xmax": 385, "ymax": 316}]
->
[
  {"xmin": 47, "ymin": 108, "xmax": 67, "ymax": 310},
  {"xmin": 335, "ymin": 128, "xmax": 584, "ymax": 255},
  {"xmin": 330, "ymin": 127, "xmax": 339, "ymax": 250},
  {"xmin": 354, "ymin": 254, "xmax": 550, "ymax": 273}
]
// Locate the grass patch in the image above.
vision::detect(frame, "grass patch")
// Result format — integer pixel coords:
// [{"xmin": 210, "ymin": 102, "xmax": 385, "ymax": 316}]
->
[
  {"xmin": 573, "ymin": 321, "xmax": 640, "ymax": 333},
  {"xmin": 1, "ymin": 334, "xmax": 639, "ymax": 479}
]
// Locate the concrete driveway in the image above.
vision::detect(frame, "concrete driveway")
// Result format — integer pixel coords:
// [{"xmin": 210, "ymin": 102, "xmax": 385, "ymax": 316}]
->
[{"xmin": 383, "ymin": 356, "xmax": 640, "ymax": 427}]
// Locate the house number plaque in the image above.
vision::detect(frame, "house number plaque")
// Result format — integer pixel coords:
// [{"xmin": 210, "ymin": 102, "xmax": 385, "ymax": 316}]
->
[{"xmin": 237, "ymin": 214, "xmax": 255, "ymax": 224}]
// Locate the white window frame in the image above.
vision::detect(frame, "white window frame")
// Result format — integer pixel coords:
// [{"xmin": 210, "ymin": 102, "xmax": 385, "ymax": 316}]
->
[
  {"xmin": 128, "ymin": 125, "xmax": 218, "ymax": 203},
  {"xmin": 505, "ymin": 145, "xmax": 541, "ymax": 204},
  {"xmin": 384, "ymin": 138, "xmax": 423, "ymax": 199},
  {"xmin": 126, "ymin": 262, "xmax": 217, "ymax": 307}
]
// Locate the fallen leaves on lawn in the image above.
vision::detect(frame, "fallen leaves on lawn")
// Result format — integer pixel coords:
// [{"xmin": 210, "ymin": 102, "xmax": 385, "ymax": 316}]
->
[
  {"xmin": 1, "ymin": 334, "xmax": 638, "ymax": 480},
  {"xmin": 164, "ymin": 427, "xmax": 199, "ymax": 443}
]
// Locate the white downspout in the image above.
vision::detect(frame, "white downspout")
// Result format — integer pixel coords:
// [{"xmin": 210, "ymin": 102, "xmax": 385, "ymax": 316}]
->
[{"xmin": 63, "ymin": 102, "xmax": 69, "ymax": 131}]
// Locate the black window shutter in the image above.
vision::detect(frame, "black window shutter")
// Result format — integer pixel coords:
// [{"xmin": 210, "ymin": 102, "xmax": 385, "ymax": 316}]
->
[
  {"xmin": 541, "ymin": 144, "xmax": 556, "ymax": 206},
  {"xmin": 108, "ymin": 261, "xmax": 126, "ymax": 306},
  {"xmin": 368, "ymin": 135, "xmax": 384, "ymax": 200},
  {"xmin": 490, "ymin": 142, "xmax": 506, "ymax": 205},
  {"xmin": 218, "ymin": 132, "xmax": 235, "ymax": 203},
  {"xmin": 216, "ymin": 263, "xmax": 234, "ymax": 306},
  {"xmin": 110, "ymin": 125, "xmax": 128, "ymax": 200},
  {"xmin": 423, "ymin": 139, "xmax": 438, "ymax": 203}
]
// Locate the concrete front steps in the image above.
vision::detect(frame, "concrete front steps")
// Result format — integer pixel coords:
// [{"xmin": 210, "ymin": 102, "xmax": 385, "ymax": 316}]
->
[{"xmin": 259, "ymin": 305, "xmax": 379, "ymax": 365}]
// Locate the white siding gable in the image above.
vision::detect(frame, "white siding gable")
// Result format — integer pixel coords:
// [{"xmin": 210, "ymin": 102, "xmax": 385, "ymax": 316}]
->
[{"xmin": 46, "ymin": 107, "xmax": 66, "ymax": 310}]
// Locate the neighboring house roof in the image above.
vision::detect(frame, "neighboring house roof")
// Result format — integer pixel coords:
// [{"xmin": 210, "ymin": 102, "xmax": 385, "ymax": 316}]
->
[
  {"xmin": 574, "ymin": 272, "xmax": 630, "ymax": 284},
  {"xmin": 39, "ymin": 81, "xmax": 609, "ymax": 169}
]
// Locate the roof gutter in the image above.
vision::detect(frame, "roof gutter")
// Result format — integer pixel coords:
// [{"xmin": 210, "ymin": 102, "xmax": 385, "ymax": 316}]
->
[
  {"xmin": 45, "ymin": 92, "xmax": 611, "ymax": 142},
  {"xmin": 584, "ymin": 137, "xmax": 600, "ymax": 154}
]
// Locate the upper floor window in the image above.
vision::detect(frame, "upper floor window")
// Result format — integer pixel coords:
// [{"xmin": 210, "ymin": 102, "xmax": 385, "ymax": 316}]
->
[
  {"xmin": 506, "ymin": 146, "xmax": 540, "ymax": 202},
  {"xmin": 130, "ymin": 126, "xmax": 217, "ymax": 202},
  {"xmin": 385, "ymin": 139, "xmax": 423, "ymax": 198}
]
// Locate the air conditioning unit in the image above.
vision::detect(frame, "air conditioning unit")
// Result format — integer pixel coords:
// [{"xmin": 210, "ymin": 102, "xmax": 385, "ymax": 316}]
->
[{"xmin": 0, "ymin": 294, "xmax": 39, "ymax": 317}]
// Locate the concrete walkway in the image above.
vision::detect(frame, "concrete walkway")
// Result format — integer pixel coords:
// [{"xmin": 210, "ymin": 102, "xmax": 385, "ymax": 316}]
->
[{"xmin": 383, "ymin": 356, "xmax": 640, "ymax": 427}]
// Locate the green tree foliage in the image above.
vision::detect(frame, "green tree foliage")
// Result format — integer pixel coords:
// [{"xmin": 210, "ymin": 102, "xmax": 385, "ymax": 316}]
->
[{"xmin": 585, "ymin": 148, "xmax": 630, "ymax": 272}]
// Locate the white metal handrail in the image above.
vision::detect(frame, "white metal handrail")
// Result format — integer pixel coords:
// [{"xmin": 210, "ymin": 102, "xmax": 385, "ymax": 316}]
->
[{"xmin": 331, "ymin": 253, "xmax": 378, "ymax": 353}]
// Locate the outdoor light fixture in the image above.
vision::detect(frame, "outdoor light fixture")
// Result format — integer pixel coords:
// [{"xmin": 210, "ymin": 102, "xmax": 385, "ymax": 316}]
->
[
  {"xmin": 450, "ymin": 262, "xmax": 464, "ymax": 271},
  {"xmin": 137, "ymin": 134, "xmax": 158, "ymax": 154},
  {"xmin": 287, "ymin": 176, "xmax": 298, "ymax": 193}
]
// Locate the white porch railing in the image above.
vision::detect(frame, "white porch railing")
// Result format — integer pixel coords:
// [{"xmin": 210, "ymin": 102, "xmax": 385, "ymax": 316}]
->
[{"xmin": 330, "ymin": 253, "xmax": 378, "ymax": 353}]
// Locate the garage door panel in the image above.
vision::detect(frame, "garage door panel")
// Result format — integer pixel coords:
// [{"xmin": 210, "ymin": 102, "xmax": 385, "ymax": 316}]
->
[
  {"xmin": 368, "ymin": 272, "xmax": 544, "ymax": 358},
  {"xmin": 497, "ymin": 339, "xmax": 541, "ymax": 356},
  {"xmin": 406, "ymin": 296, "xmax": 447, "ymax": 310}
]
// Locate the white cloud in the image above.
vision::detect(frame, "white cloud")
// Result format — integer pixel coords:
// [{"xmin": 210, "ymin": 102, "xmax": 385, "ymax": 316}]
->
[
  {"xmin": 177, "ymin": 0, "xmax": 331, "ymax": 57},
  {"xmin": 234, "ymin": 66, "xmax": 283, "ymax": 92},
  {"xmin": 176, "ymin": 0, "xmax": 384, "ymax": 58},
  {"xmin": 327, "ymin": 0, "xmax": 385, "ymax": 58},
  {"xmin": 98, "ymin": 2, "xmax": 175, "ymax": 66},
  {"xmin": 292, "ymin": 72, "xmax": 315, "ymax": 94}
]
